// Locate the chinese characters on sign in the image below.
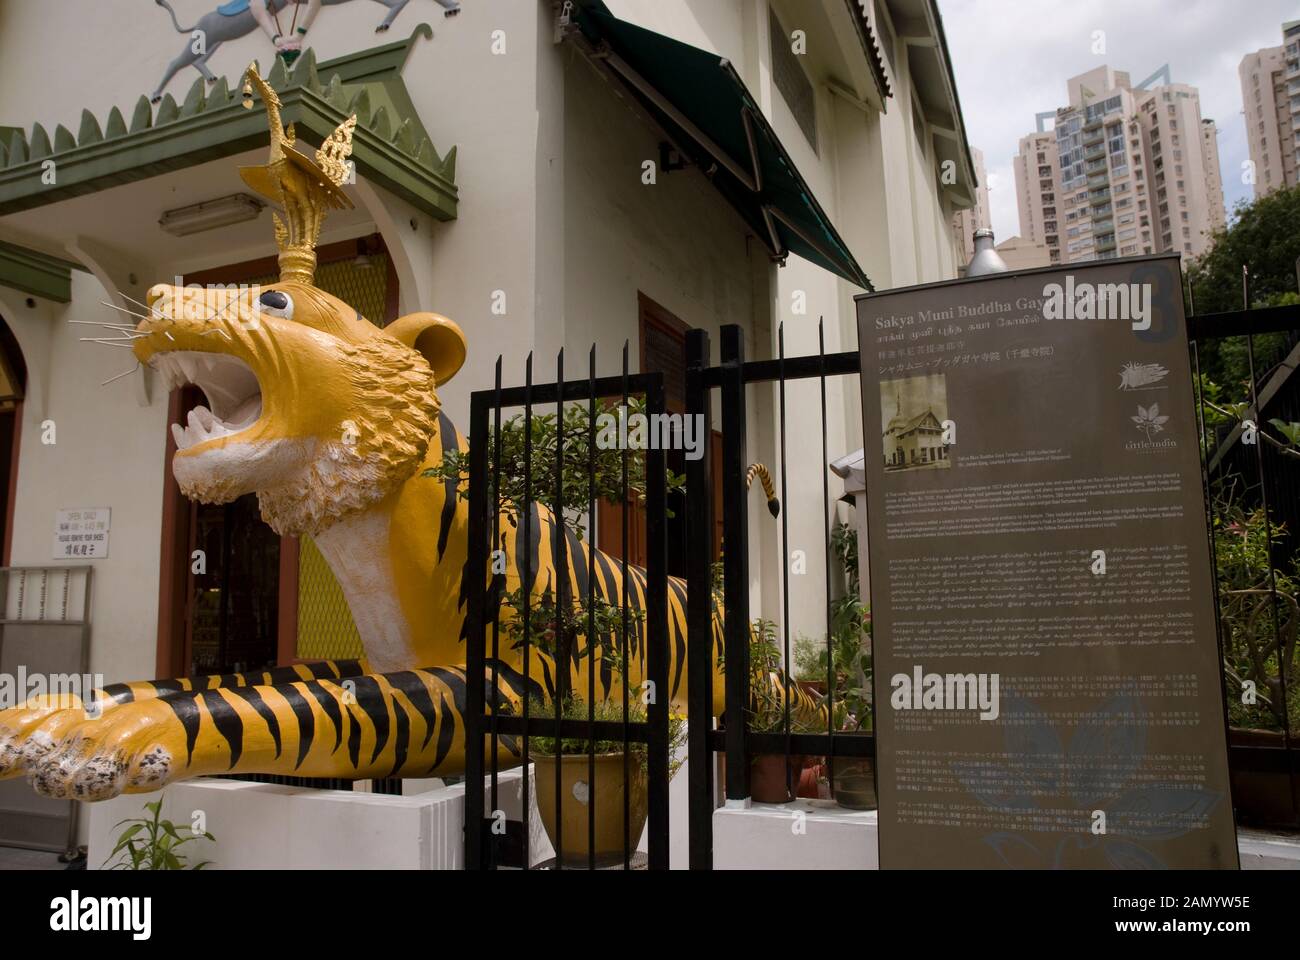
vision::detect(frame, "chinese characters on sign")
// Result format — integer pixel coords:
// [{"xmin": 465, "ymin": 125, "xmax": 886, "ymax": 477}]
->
[
  {"xmin": 53, "ymin": 508, "xmax": 110, "ymax": 559},
  {"xmin": 856, "ymin": 256, "xmax": 1238, "ymax": 869}
]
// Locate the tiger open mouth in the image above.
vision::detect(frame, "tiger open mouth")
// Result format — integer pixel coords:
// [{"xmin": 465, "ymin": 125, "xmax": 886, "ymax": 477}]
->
[{"xmin": 150, "ymin": 351, "xmax": 263, "ymax": 451}]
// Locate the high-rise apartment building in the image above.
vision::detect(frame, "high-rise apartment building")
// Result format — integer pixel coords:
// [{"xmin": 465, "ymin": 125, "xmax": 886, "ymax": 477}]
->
[
  {"xmin": 1013, "ymin": 131, "xmax": 1062, "ymax": 262},
  {"xmin": 1014, "ymin": 65, "xmax": 1226, "ymax": 264},
  {"xmin": 1239, "ymin": 20, "xmax": 1300, "ymax": 197},
  {"xmin": 952, "ymin": 147, "xmax": 990, "ymax": 264}
]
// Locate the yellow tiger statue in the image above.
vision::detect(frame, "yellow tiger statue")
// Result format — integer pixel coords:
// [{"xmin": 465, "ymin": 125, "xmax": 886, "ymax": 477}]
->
[{"xmin": 0, "ymin": 63, "xmax": 821, "ymax": 803}]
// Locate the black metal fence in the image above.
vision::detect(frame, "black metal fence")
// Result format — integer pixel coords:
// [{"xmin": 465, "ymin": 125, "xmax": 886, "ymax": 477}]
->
[
  {"xmin": 1189, "ymin": 298, "xmax": 1300, "ymax": 828},
  {"xmin": 462, "ymin": 350, "xmax": 672, "ymax": 870},
  {"xmin": 447, "ymin": 301, "xmax": 1300, "ymax": 870}
]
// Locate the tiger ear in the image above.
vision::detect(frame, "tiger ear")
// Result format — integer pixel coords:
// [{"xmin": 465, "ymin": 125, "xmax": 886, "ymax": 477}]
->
[{"xmin": 385, "ymin": 312, "xmax": 466, "ymax": 386}]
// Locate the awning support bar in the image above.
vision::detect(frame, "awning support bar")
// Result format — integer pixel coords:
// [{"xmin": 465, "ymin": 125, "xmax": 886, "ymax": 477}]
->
[{"xmin": 600, "ymin": 44, "xmax": 759, "ymax": 193}]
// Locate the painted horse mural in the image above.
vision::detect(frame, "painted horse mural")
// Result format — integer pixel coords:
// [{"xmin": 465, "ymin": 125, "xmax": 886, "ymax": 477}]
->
[{"xmin": 150, "ymin": 0, "xmax": 462, "ymax": 102}]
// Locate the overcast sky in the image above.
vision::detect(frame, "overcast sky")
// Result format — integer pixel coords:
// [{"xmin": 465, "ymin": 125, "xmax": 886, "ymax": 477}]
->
[{"xmin": 937, "ymin": 0, "xmax": 1300, "ymax": 241}]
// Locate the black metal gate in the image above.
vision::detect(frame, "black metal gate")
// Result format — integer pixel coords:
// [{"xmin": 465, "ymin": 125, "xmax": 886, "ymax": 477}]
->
[
  {"xmin": 462, "ymin": 349, "xmax": 672, "ymax": 870},
  {"xmin": 683, "ymin": 323, "xmax": 874, "ymax": 869}
]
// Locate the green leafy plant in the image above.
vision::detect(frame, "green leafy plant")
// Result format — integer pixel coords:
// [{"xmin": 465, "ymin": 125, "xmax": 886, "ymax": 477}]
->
[
  {"xmin": 103, "ymin": 796, "xmax": 214, "ymax": 870},
  {"xmin": 1212, "ymin": 490, "xmax": 1300, "ymax": 731},
  {"xmin": 791, "ymin": 522, "xmax": 872, "ymax": 732},
  {"xmin": 424, "ymin": 396, "xmax": 685, "ymax": 535}
]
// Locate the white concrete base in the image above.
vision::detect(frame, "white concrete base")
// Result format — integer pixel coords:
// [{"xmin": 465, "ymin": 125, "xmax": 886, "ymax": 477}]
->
[
  {"xmin": 713, "ymin": 799, "xmax": 878, "ymax": 869},
  {"xmin": 86, "ymin": 768, "xmax": 552, "ymax": 870},
  {"xmin": 1237, "ymin": 828, "xmax": 1300, "ymax": 870},
  {"xmin": 713, "ymin": 802, "xmax": 1300, "ymax": 870}
]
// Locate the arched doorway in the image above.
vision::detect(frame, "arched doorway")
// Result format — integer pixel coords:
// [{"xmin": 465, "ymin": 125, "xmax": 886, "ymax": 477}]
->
[{"xmin": 0, "ymin": 315, "xmax": 27, "ymax": 565}]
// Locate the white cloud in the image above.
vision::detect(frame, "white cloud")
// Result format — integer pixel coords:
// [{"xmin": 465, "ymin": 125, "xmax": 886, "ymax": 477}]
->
[{"xmin": 938, "ymin": 0, "xmax": 1298, "ymax": 240}]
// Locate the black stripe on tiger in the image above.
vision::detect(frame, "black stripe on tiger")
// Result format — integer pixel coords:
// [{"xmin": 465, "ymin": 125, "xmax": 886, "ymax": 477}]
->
[
  {"xmin": 435, "ymin": 412, "xmax": 459, "ymax": 562},
  {"xmin": 388, "ymin": 692, "xmax": 411, "ymax": 778},
  {"xmin": 431, "ymin": 691, "xmax": 454, "ymax": 773},
  {"xmin": 667, "ymin": 577, "xmax": 689, "ymax": 700},
  {"xmin": 223, "ymin": 686, "xmax": 282, "ymax": 761},
  {"xmin": 306, "ymin": 681, "xmax": 345, "ymax": 754},
  {"xmin": 387, "ymin": 671, "xmax": 442, "ymax": 750},
  {"xmin": 162, "ymin": 695, "xmax": 201, "ymax": 765},
  {"xmin": 100, "ymin": 683, "xmax": 135, "ymax": 705},
  {"xmin": 349, "ymin": 676, "xmax": 390, "ymax": 765},
  {"xmin": 278, "ymin": 682, "xmax": 317, "ymax": 770},
  {"xmin": 200, "ymin": 690, "xmax": 245, "ymax": 769}
]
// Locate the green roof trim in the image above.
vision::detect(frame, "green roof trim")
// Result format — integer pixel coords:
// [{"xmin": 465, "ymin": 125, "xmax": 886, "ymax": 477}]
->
[
  {"xmin": 0, "ymin": 240, "xmax": 82, "ymax": 303},
  {"xmin": 0, "ymin": 26, "xmax": 456, "ymax": 221}
]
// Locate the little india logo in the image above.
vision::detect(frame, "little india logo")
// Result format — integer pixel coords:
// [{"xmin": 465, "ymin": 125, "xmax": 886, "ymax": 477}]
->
[
  {"xmin": 49, "ymin": 891, "xmax": 151, "ymax": 940},
  {"xmin": 889, "ymin": 666, "xmax": 1000, "ymax": 720},
  {"xmin": 1041, "ymin": 276, "xmax": 1152, "ymax": 330},
  {"xmin": 1131, "ymin": 403, "xmax": 1170, "ymax": 441}
]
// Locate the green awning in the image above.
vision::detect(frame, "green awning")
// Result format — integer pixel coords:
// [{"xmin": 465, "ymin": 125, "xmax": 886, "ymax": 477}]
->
[{"xmin": 570, "ymin": 1, "xmax": 872, "ymax": 290}]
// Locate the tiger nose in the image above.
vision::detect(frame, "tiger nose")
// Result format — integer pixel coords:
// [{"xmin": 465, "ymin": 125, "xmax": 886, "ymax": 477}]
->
[{"xmin": 146, "ymin": 284, "xmax": 172, "ymax": 309}]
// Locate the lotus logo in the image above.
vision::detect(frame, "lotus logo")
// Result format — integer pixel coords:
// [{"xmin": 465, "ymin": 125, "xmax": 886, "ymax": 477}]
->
[
  {"xmin": 1131, "ymin": 403, "xmax": 1169, "ymax": 440},
  {"xmin": 1118, "ymin": 362, "xmax": 1168, "ymax": 390}
]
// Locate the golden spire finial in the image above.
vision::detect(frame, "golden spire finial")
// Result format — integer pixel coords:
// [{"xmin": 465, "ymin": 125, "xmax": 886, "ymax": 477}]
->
[{"xmin": 238, "ymin": 61, "xmax": 356, "ymax": 285}]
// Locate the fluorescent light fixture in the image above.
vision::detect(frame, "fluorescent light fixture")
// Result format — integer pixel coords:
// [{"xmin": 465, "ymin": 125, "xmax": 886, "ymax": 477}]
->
[{"xmin": 159, "ymin": 194, "xmax": 264, "ymax": 237}]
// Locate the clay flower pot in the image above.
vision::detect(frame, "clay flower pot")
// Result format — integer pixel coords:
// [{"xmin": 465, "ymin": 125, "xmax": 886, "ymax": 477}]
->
[
  {"xmin": 750, "ymin": 753, "xmax": 806, "ymax": 803},
  {"xmin": 532, "ymin": 752, "xmax": 648, "ymax": 867}
]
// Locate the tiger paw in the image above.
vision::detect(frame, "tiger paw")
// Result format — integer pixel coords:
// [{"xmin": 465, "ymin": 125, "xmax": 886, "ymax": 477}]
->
[
  {"xmin": 29, "ymin": 702, "xmax": 176, "ymax": 801},
  {"xmin": 0, "ymin": 695, "xmax": 98, "ymax": 780}
]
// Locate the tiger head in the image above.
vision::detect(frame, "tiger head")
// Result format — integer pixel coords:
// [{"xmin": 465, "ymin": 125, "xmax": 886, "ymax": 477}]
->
[{"xmin": 133, "ymin": 280, "xmax": 466, "ymax": 536}]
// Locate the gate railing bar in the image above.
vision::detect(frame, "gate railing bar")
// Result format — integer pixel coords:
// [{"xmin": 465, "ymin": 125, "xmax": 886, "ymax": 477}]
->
[
  {"xmin": 818, "ymin": 320, "xmax": 838, "ymax": 786},
  {"xmin": 587, "ymin": 345, "xmax": 598, "ymax": 872},
  {"xmin": 720, "ymin": 325, "xmax": 751, "ymax": 801},
  {"xmin": 489, "ymin": 356, "xmax": 503, "ymax": 870},
  {"xmin": 685, "ymin": 328, "xmax": 715, "ymax": 869},
  {"xmin": 552, "ymin": 347, "xmax": 566, "ymax": 870},
  {"xmin": 1186, "ymin": 303, "xmax": 1300, "ymax": 340},
  {"xmin": 645, "ymin": 372, "xmax": 671, "ymax": 870},
  {"xmin": 522, "ymin": 352, "xmax": 534, "ymax": 871},
  {"xmin": 700, "ymin": 350, "xmax": 860, "ymax": 387},
  {"xmin": 462, "ymin": 386, "xmax": 491, "ymax": 870},
  {"xmin": 621, "ymin": 341, "xmax": 632, "ymax": 869},
  {"xmin": 711, "ymin": 730, "xmax": 876, "ymax": 756},
  {"xmin": 777, "ymin": 323, "xmax": 794, "ymax": 796}
]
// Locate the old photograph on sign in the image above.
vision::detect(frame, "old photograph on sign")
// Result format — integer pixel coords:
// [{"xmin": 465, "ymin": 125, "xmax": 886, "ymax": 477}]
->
[{"xmin": 881, "ymin": 374, "xmax": 951, "ymax": 472}]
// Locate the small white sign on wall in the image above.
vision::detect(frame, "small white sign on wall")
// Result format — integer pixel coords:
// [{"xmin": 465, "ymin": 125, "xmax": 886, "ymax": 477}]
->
[{"xmin": 53, "ymin": 508, "xmax": 110, "ymax": 559}]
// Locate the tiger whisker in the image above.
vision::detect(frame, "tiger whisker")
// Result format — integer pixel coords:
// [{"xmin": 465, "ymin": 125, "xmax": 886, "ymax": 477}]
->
[
  {"xmin": 101, "ymin": 363, "xmax": 141, "ymax": 386},
  {"xmin": 98, "ymin": 300, "xmax": 150, "ymax": 321}
]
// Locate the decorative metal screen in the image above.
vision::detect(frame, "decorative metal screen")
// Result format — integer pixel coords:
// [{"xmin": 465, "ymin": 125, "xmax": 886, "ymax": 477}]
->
[{"xmin": 293, "ymin": 254, "xmax": 391, "ymax": 660}]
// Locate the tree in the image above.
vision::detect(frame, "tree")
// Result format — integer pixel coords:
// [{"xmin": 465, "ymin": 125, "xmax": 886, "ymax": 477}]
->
[{"xmin": 1187, "ymin": 185, "xmax": 1300, "ymax": 315}]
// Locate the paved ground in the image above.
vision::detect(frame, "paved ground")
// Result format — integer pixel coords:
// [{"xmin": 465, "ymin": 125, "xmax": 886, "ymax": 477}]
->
[{"xmin": 0, "ymin": 845, "xmax": 76, "ymax": 870}]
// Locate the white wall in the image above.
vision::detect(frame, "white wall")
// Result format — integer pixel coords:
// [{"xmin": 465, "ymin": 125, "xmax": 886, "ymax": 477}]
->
[{"xmin": 0, "ymin": 275, "xmax": 168, "ymax": 686}]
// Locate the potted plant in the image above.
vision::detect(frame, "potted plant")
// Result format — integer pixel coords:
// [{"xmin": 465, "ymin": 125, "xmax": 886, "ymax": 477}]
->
[{"xmin": 744, "ymin": 617, "xmax": 818, "ymax": 803}]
